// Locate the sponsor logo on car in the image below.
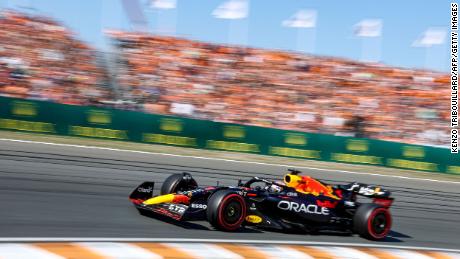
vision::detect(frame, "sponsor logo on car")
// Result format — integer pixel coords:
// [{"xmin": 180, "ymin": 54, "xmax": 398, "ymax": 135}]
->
[
  {"xmin": 277, "ymin": 201, "xmax": 330, "ymax": 215},
  {"xmin": 245, "ymin": 215, "xmax": 262, "ymax": 223},
  {"xmin": 190, "ymin": 203, "xmax": 207, "ymax": 209},
  {"xmin": 137, "ymin": 187, "xmax": 153, "ymax": 193},
  {"xmin": 168, "ymin": 204, "xmax": 186, "ymax": 214},
  {"xmin": 316, "ymin": 200, "xmax": 338, "ymax": 208},
  {"xmin": 346, "ymin": 183, "xmax": 385, "ymax": 196},
  {"xmin": 358, "ymin": 186, "xmax": 384, "ymax": 196}
]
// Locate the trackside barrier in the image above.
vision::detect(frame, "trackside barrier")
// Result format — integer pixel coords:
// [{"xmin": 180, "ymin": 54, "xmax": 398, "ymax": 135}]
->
[{"xmin": 0, "ymin": 96, "xmax": 458, "ymax": 174}]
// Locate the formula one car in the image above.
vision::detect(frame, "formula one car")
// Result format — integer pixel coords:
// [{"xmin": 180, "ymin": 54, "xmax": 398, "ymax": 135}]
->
[{"xmin": 129, "ymin": 169, "xmax": 394, "ymax": 240}]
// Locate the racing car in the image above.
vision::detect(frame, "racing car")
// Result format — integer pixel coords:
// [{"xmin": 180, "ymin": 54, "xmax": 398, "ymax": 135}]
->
[{"xmin": 129, "ymin": 169, "xmax": 394, "ymax": 240}]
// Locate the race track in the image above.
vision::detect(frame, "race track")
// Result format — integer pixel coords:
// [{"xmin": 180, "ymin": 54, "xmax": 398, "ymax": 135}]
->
[{"xmin": 0, "ymin": 140, "xmax": 459, "ymax": 249}]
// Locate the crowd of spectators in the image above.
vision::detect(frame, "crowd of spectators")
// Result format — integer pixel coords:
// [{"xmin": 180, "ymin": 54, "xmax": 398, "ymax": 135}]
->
[
  {"xmin": 0, "ymin": 11, "xmax": 450, "ymax": 146},
  {"xmin": 108, "ymin": 31, "xmax": 449, "ymax": 146},
  {"xmin": 0, "ymin": 11, "xmax": 112, "ymax": 105}
]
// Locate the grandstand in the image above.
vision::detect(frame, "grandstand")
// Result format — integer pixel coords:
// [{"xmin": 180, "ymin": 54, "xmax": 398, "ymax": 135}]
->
[
  {"xmin": 0, "ymin": 11, "xmax": 450, "ymax": 147},
  {"xmin": 108, "ymin": 31, "xmax": 449, "ymax": 146},
  {"xmin": 0, "ymin": 11, "xmax": 112, "ymax": 105}
]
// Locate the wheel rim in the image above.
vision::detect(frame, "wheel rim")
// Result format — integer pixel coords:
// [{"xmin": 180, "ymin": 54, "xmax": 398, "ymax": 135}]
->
[
  {"xmin": 367, "ymin": 208, "xmax": 391, "ymax": 239},
  {"xmin": 371, "ymin": 213, "xmax": 387, "ymax": 235},
  {"xmin": 223, "ymin": 200, "xmax": 242, "ymax": 224},
  {"xmin": 217, "ymin": 194, "xmax": 246, "ymax": 231}
]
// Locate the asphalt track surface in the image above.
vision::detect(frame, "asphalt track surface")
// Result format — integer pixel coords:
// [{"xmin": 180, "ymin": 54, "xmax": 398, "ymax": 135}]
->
[{"xmin": 0, "ymin": 140, "xmax": 459, "ymax": 249}]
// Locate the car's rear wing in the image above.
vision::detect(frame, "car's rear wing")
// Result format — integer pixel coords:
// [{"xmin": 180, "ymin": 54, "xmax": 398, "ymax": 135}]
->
[
  {"xmin": 339, "ymin": 182, "xmax": 391, "ymax": 198},
  {"xmin": 373, "ymin": 197, "xmax": 394, "ymax": 207},
  {"xmin": 338, "ymin": 182, "xmax": 393, "ymax": 207}
]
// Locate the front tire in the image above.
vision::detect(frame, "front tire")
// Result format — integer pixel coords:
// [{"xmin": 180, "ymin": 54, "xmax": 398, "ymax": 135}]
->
[
  {"xmin": 160, "ymin": 173, "xmax": 198, "ymax": 195},
  {"xmin": 207, "ymin": 190, "xmax": 247, "ymax": 231},
  {"xmin": 353, "ymin": 203, "xmax": 392, "ymax": 240}
]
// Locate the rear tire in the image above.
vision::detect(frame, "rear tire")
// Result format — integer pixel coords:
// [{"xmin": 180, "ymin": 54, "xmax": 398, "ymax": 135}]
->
[
  {"xmin": 207, "ymin": 190, "xmax": 247, "ymax": 231},
  {"xmin": 353, "ymin": 203, "xmax": 392, "ymax": 240},
  {"xmin": 160, "ymin": 173, "xmax": 198, "ymax": 195}
]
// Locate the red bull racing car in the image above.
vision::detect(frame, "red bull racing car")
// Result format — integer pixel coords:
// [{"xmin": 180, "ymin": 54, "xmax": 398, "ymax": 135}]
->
[{"xmin": 129, "ymin": 169, "xmax": 394, "ymax": 240}]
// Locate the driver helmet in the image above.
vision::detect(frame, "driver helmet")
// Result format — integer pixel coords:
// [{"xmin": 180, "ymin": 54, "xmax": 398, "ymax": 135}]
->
[{"xmin": 269, "ymin": 181, "xmax": 285, "ymax": 193}]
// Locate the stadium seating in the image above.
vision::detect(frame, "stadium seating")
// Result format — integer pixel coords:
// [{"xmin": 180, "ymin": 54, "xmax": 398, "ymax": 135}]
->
[
  {"xmin": 108, "ymin": 31, "xmax": 449, "ymax": 146},
  {"xmin": 0, "ymin": 11, "xmax": 449, "ymax": 146},
  {"xmin": 0, "ymin": 11, "xmax": 112, "ymax": 105}
]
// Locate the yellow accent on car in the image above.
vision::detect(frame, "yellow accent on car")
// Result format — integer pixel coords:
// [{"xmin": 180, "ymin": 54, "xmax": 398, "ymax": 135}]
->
[
  {"xmin": 245, "ymin": 215, "xmax": 262, "ymax": 224},
  {"xmin": 284, "ymin": 173, "xmax": 303, "ymax": 188},
  {"xmin": 143, "ymin": 194, "xmax": 175, "ymax": 205}
]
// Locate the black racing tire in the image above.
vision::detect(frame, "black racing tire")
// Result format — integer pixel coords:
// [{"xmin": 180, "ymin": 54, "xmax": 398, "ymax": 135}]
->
[
  {"xmin": 353, "ymin": 203, "xmax": 392, "ymax": 240},
  {"xmin": 207, "ymin": 189, "xmax": 247, "ymax": 231},
  {"xmin": 160, "ymin": 173, "xmax": 198, "ymax": 195}
]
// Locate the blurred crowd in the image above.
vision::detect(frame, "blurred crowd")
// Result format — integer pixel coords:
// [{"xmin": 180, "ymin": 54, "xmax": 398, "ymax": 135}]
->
[
  {"xmin": 0, "ymin": 11, "xmax": 112, "ymax": 105},
  {"xmin": 109, "ymin": 31, "xmax": 449, "ymax": 146},
  {"xmin": 0, "ymin": 11, "xmax": 450, "ymax": 146}
]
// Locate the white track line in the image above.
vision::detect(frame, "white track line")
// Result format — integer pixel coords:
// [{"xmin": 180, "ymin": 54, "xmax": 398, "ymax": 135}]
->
[
  {"xmin": 0, "ymin": 138, "xmax": 459, "ymax": 185},
  {"xmin": 382, "ymin": 249, "xmax": 434, "ymax": 259},
  {"xmin": 313, "ymin": 246, "xmax": 378, "ymax": 259},
  {"xmin": 0, "ymin": 243, "xmax": 65, "ymax": 259},
  {"xmin": 250, "ymin": 245, "xmax": 314, "ymax": 259},
  {"xmin": 78, "ymin": 242, "xmax": 161, "ymax": 259},
  {"xmin": 445, "ymin": 252, "xmax": 460, "ymax": 259},
  {"xmin": 0, "ymin": 238, "xmax": 459, "ymax": 253},
  {"xmin": 166, "ymin": 243, "xmax": 243, "ymax": 259}
]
